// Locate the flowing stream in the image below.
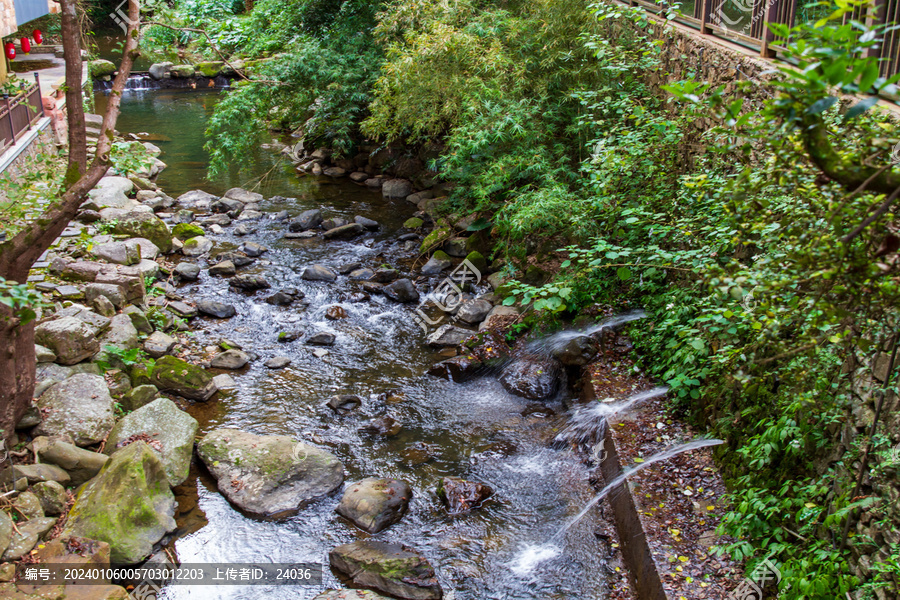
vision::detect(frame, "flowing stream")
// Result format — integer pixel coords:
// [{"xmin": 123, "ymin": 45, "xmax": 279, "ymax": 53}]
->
[{"xmin": 95, "ymin": 87, "xmax": 624, "ymax": 599}]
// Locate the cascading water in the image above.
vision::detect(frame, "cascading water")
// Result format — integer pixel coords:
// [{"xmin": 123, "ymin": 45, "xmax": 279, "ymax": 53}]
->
[
  {"xmin": 554, "ymin": 386, "xmax": 670, "ymax": 447},
  {"xmin": 510, "ymin": 438, "xmax": 725, "ymax": 576},
  {"xmin": 529, "ymin": 309, "xmax": 648, "ymax": 354}
]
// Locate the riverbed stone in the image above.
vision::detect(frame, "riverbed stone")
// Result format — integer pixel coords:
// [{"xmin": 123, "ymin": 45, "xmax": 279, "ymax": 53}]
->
[
  {"xmin": 456, "ymin": 299, "xmax": 493, "ymax": 325},
  {"xmin": 321, "ymin": 217, "xmax": 348, "ymax": 230},
  {"xmin": 230, "ymin": 273, "xmax": 270, "ymax": 290},
  {"xmin": 112, "ymin": 211, "xmax": 173, "ymax": 253},
  {"xmin": 197, "ymin": 300, "xmax": 237, "ymax": 319},
  {"xmin": 182, "ymin": 236, "xmax": 213, "ymax": 256},
  {"xmin": 427, "ymin": 355, "xmax": 483, "ymax": 382},
  {"xmin": 243, "ymin": 242, "xmax": 267, "ymax": 257},
  {"xmin": 63, "ymin": 441, "xmax": 176, "ymax": 565},
  {"xmin": 307, "ymin": 332, "xmax": 336, "ymax": 346},
  {"xmin": 383, "ymin": 279, "xmax": 419, "ymax": 303},
  {"xmin": 87, "ymin": 176, "xmax": 134, "ymax": 209},
  {"xmin": 437, "ymin": 476, "xmax": 493, "ymax": 514},
  {"xmin": 168, "ymin": 301, "xmax": 198, "ymax": 319},
  {"xmin": 302, "ymin": 265, "xmax": 338, "ymax": 281},
  {"xmin": 479, "ymin": 305, "xmax": 520, "ymax": 331},
  {"xmin": 443, "ymin": 237, "xmax": 468, "ymax": 258},
  {"xmin": 148, "ymin": 355, "xmax": 217, "ymax": 401},
  {"xmin": 13, "ymin": 492, "xmax": 43, "ymax": 520},
  {"xmin": 92, "ymin": 241, "xmax": 139, "ymax": 265},
  {"xmin": 172, "ymin": 223, "xmax": 204, "ymax": 240},
  {"xmin": 289, "ymin": 209, "xmax": 323, "ymax": 231},
  {"xmin": 12, "ymin": 464, "xmax": 70, "ymax": 486},
  {"xmin": 0, "ymin": 512, "xmax": 11, "ymax": 557},
  {"xmin": 336, "ymin": 478, "xmax": 412, "ymax": 534},
  {"xmin": 499, "ymin": 356, "xmax": 563, "ymax": 400},
  {"xmin": 105, "ymin": 398, "xmax": 199, "ymax": 487},
  {"xmin": 354, "ymin": 216, "xmax": 379, "ymax": 230},
  {"xmin": 208, "ymin": 260, "xmax": 236, "ymax": 277},
  {"xmin": 426, "ymin": 324, "xmax": 471, "ymax": 347},
  {"xmin": 100, "ymin": 314, "xmax": 139, "ymax": 349},
  {"xmin": 324, "ymin": 223, "xmax": 365, "ymax": 240},
  {"xmin": 84, "ymin": 283, "xmax": 126, "ymax": 308},
  {"xmin": 34, "ymin": 374, "xmax": 115, "ymax": 446},
  {"xmin": 144, "ymin": 331, "xmax": 176, "ymax": 358},
  {"xmin": 210, "ymin": 349, "xmax": 249, "ymax": 369},
  {"xmin": 264, "ymin": 356, "xmax": 291, "ymax": 369},
  {"xmin": 37, "ymin": 438, "xmax": 109, "ymax": 487},
  {"xmin": 149, "ymin": 61, "xmax": 174, "ymax": 80},
  {"xmin": 177, "ymin": 189, "xmax": 218, "ymax": 209},
  {"xmin": 174, "ymin": 262, "xmax": 201, "ymax": 280},
  {"xmin": 170, "ymin": 64, "xmax": 195, "ymax": 77},
  {"xmin": 35, "ymin": 344, "xmax": 56, "ymax": 363},
  {"xmin": 327, "ymin": 395, "xmax": 361, "ymax": 413},
  {"xmin": 224, "ymin": 188, "xmax": 263, "ymax": 204},
  {"xmin": 197, "ymin": 429, "xmax": 344, "ymax": 517},
  {"xmin": 329, "ymin": 540, "xmax": 441, "ymax": 600},
  {"xmin": 265, "ymin": 291, "xmax": 294, "ymax": 305},
  {"xmin": 33, "ymin": 481, "xmax": 68, "ymax": 516},
  {"xmin": 421, "ymin": 255, "xmax": 451, "ymax": 276},
  {"xmin": 551, "ymin": 335, "xmax": 599, "ymax": 366},
  {"xmin": 381, "ymin": 179, "xmax": 414, "ymax": 199},
  {"xmin": 35, "ymin": 317, "xmax": 99, "ymax": 365}
]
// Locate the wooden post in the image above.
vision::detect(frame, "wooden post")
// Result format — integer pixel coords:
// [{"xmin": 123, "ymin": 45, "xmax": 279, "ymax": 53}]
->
[
  {"xmin": 760, "ymin": 0, "xmax": 781, "ymax": 57},
  {"xmin": 701, "ymin": 0, "xmax": 715, "ymax": 33}
]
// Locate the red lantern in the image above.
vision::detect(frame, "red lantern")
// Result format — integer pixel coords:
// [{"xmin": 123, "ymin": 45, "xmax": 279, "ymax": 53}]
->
[
  {"xmin": 32, "ymin": 29, "xmax": 42, "ymax": 45},
  {"xmin": 19, "ymin": 37, "xmax": 30, "ymax": 54},
  {"xmin": 4, "ymin": 42, "xmax": 14, "ymax": 61}
]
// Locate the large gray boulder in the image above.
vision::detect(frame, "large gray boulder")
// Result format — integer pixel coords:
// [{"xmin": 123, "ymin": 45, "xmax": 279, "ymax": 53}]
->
[
  {"xmin": 105, "ymin": 398, "xmax": 199, "ymax": 487},
  {"xmin": 87, "ymin": 177, "xmax": 135, "ymax": 209},
  {"xmin": 34, "ymin": 374, "xmax": 116, "ymax": 446},
  {"xmin": 197, "ymin": 429, "xmax": 344, "ymax": 517},
  {"xmin": 63, "ymin": 441, "xmax": 176, "ymax": 564},
  {"xmin": 224, "ymin": 187, "xmax": 263, "ymax": 204},
  {"xmin": 99, "ymin": 314, "xmax": 139, "ymax": 349},
  {"xmin": 336, "ymin": 478, "xmax": 412, "ymax": 533},
  {"xmin": 456, "ymin": 299, "xmax": 492, "ymax": 324},
  {"xmin": 381, "ymin": 179, "xmax": 414, "ymax": 199},
  {"xmin": 148, "ymin": 61, "xmax": 174, "ymax": 80},
  {"xmin": 112, "ymin": 210, "xmax": 173, "ymax": 253},
  {"xmin": 35, "ymin": 317, "xmax": 99, "ymax": 365},
  {"xmin": 426, "ymin": 324, "xmax": 470, "ymax": 347},
  {"xmin": 329, "ymin": 540, "xmax": 442, "ymax": 600},
  {"xmin": 551, "ymin": 335, "xmax": 599, "ymax": 366},
  {"xmin": 499, "ymin": 355, "xmax": 563, "ymax": 400}
]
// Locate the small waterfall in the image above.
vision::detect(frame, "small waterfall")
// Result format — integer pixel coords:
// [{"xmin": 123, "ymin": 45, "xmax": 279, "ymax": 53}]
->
[
  {"xmin": 529, "ymin": 309, "xmax": 648, "ymax": 354},
  {"xmin": 511, "ymin": 438, "xmax": 724, "ymax": 575},
  {"xmin": 554, "ymin": 386, "xmax": 669, "ymax": 446},
  {"xmin": 93, "ymin": 73, "xmax": 233, "ymax": 92}
]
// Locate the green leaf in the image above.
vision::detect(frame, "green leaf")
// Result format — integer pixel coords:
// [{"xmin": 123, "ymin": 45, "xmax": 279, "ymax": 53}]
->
[
  {"xmin": 617, "ymin": 267, "xmax": 632, "ymax": 280},
  {"xmin": 843, "ymin": 96, "xmax": 879, "ymax": 121},
  {"xmin": 806, "ymin": 96, "xmax": 837, "ymax": 115},
  {"xmin": 858, "ymin": 61, "xmax": 880, "ymax": 93},
  {"xmin": 466, "ymin": 217, "xmax": 492, "ymax": 232},
  {"xmin": 502, "ymin": 296, "xmax": 517, "ymax": 306}
]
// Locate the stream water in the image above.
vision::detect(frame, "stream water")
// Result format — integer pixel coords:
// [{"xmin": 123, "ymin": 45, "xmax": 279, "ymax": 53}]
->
[{"xmin": 94, "ymin": 88, "xmax": 620, "ymax": 599}]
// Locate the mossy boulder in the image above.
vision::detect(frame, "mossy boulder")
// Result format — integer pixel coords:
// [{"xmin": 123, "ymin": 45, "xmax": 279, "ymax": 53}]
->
[
  {"xmin": 197, "ymin": 428, "xmax": 344, "ymax": 517},
  {"xmin": 112, "ymin": 211, "xmax": 172, "ymax": 253},
  {"xmin": 172, "ymin": 222, "xmax": 205, "ymax": 240},
  {"xmin": 62, "ymin": 441, "xmax": 176, "ymax": 565},
  {"xmin": 403, "ymin": 217, "xmax": 423, "ymax": 229},
  {"xmin": 148, "ymin": 355, "xmax": 217, "ymax": 401},
  {"xmin": 105, "ymin": 398, "xmax": 199, "ymax": 487},
  {"xmin": 420, "ymin": 226, "xmax": 452, "ymax": 254},
  {"xmin": 170, "ymin": 64, "xmax": 195, "ymax": 78},
  {"xmin": 89, "ymin": 59, "xmax": 116, "ymax": 78},
  {"xmin": 195, "ymin": 61, "xmax": 224, "ymax": 77},
  {"xmin": 329, "ymin": 540, "xmax": 442, "ymax": 600},
  {"xmin": 464, "ymin": 250, "xmax": 487, "ymax": 274}
]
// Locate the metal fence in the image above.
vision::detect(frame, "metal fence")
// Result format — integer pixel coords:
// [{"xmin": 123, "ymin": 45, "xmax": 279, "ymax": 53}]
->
[
  {"xmin": 624, "ymin": 0, "xmax": 900, "ymax": 78},
  {"xmin": 0, "ymin": 74, "xmax": 45, "ymax": 155}
]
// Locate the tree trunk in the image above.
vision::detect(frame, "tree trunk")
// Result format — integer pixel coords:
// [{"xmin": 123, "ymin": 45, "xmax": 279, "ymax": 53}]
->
[{"xmin": 0, "ymin": 0, "xmax": 141, "ymax": 448}]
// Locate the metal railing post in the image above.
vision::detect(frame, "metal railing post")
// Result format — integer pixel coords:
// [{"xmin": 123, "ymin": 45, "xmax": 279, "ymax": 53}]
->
[{"xmin": 33, "ymin": 72, "xmax": 44, "ymax": 119}]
